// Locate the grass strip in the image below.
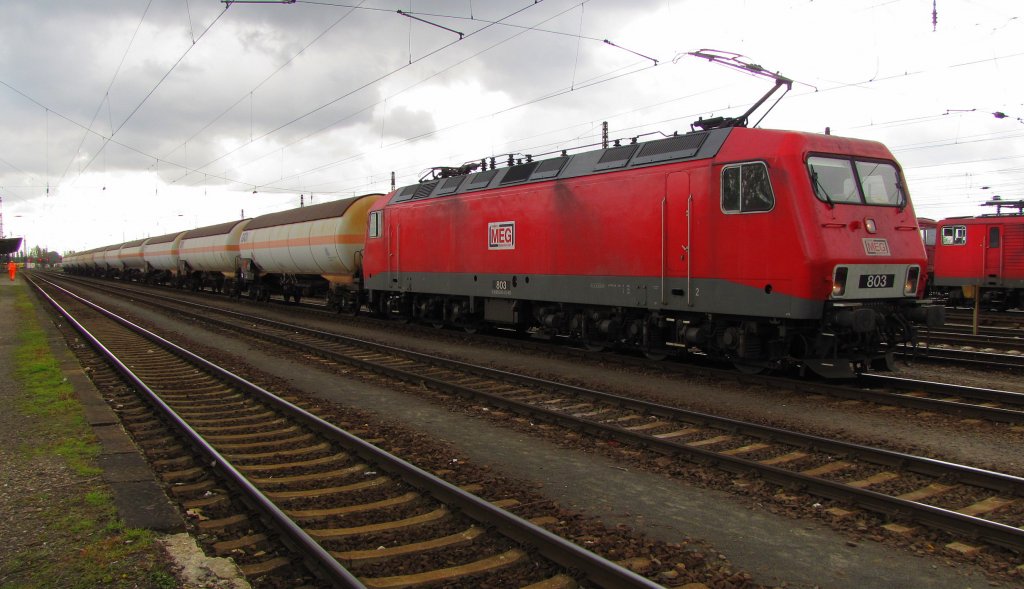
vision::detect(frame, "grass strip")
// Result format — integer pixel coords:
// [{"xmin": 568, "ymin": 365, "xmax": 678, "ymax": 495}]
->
[{"xmin": 1, "ymin": 287, "xmax": 177, "ymax": 589}]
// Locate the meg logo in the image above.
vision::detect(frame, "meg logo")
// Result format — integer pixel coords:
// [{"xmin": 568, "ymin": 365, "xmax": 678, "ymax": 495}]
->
[
  {"xmin": 488, "ymin": 221, "xmax": 515, "ymax": 250},
  {"xmin": 862, "ymin": 238, "xmax": 891, "ymax": 256}
]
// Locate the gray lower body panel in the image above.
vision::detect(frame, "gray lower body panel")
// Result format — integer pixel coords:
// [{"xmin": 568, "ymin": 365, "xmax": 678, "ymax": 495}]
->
[{"xmin": 366, "ymin": 271, "xmax": 824, "ymax": 320}]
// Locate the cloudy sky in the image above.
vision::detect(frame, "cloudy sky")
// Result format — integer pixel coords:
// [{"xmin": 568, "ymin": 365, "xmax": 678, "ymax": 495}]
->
[{"xmin": 1, "ymin": 0, "xmax": 1020, "ymax": 254}]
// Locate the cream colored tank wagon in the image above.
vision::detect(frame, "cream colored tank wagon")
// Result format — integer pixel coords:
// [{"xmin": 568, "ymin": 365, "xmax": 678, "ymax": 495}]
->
[
  {"xmin": 141, "ymin": 231, "xmax": 187, "ymax": 285},
  {"xmin": 176, "ymin": 219, "xmax": 252, "ymax": 293},
  {"xmin": 117, "ymin": 238, "xmax": 149, "ymax": 280},
  {"xmin": 238, "ymin": 194, "xmax": 383, "ymax": 304}
]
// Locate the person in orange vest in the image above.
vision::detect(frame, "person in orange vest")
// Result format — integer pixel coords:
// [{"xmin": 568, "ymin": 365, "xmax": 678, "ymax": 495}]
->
[{"xmin": 7, "ymin": 260, "xmax": 16, "ymax": 281}]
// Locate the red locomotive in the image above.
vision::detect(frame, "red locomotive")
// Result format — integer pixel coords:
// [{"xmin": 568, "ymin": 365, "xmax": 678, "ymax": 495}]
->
[
  {"xmin": 932, "ymin": 199, "xmax": 1024, "ymax": 310},
  {"xmin": 362, "ymin": 125, "xmax": 943, "ymax": 377}
]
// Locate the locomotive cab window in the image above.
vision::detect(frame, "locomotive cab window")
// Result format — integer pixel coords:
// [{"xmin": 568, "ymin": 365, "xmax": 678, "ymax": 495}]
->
[
  {"xmin": 808, "ymin": 156, "xmax": 906, "ymax": 208},
  {"xmin": 721, "ymin": 162, "xmax": 774, "ymax": 213},
  {"xmin": 368, "ymin": 210, "xmax": 383, "ymax": 239},
  {"xmin": 921, "ymin": 226, "xmax": 936, "ymax": 246},
  {"xmin": 941, "ymin": 225, "xmax": 967, "ymax": 246}
]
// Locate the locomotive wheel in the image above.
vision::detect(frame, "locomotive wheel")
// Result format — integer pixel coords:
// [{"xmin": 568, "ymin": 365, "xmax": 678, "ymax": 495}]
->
[{"xmin": 579, "ymin": 316, "xmax": 607, "ymax": 351}]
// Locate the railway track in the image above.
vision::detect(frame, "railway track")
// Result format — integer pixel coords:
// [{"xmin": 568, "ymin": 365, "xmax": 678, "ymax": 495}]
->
[
  {"xmin": 41, "ymin": 273, "xmax": 1024, "ymax": 554},
  {"xmin": 896, "ymin": 343, "xmax": 1024, "ymax": 371},
  {"xmin": 29, "ymin": 275, "xmax": 663, "ymax": 589},
  {"xmin": 854, "ymin": 373, "xmax": 1024, "ymax": 424},
  {"xmin": 916, "ymin": 328, "xmax": 1024, "ymax": 352},
  {"xmin": 943, "ymin": 308, "xmax": 1024, "ymax": 330},
  {"xmin": 49, "ymin": 273, "xmax": 1024, "ymax": 424}
]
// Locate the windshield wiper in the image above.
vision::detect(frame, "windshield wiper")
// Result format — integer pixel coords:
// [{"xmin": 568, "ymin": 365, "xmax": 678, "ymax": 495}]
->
[
  {"xmin": 895, "ymin": 180, "xmax": 907, "ymax": 212},
  {"xmin": 811, "ymin": 171, "xmax": 835, "ymax": 209}
]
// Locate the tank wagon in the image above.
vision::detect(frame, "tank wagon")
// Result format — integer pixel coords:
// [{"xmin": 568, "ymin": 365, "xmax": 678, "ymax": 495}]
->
[
  {"xmin": 66, "ymin": 195, "xmax": 384, "ymax": 307},
  {"xmin": 178, "ymin": 220, "xmax": 250, "ymax": 293},
  {"xmin": 117, "ymin": 238, "xmax": 148, "ymax": 281},
  {"xmin": 932, "ymin": 200, "xmax": 1024, "ymax": 310},
  {"xmin": 237, "ymin": 194, "xmax": 383, "ymax": 306},
  {"xmin": 143, "ymin": 231, "xmax": 188, "ymax": 285},
  {"xmin": 98, "ymin": 244, "xmax": 122, "ymax": 277}
]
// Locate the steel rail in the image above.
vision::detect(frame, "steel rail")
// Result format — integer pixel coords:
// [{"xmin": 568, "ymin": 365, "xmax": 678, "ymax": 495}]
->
[
  {"xmin": 860, "ymin": 373, "xmax": 1024, "ymax": 410},
  {"xmin": 30, "ymin": 275, "xmax": 663, "ymax": 589},
  {"xmin": 28, "ymin": 276, "xmax": 369, "ymax": 588},
  {"xmin": 897, "ymin": 346, "xmax": 1024, "ymax": 370}
]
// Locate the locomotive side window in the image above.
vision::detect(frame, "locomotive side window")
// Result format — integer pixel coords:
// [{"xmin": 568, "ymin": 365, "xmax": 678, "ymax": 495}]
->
[
  {"xmin": 989, "ymin": 226, "xmax": 1001, "ymax": 248},
  {"xmin": 721, "ymin": 162, "xmax": 774, "ymax": 213},
  {"xmin": 941, "ymin": 225, "xmax": 967, "ymax": 246},
  {"xmin": 368, "ymin": 210, "xmax": 382, "ymax": 238}
]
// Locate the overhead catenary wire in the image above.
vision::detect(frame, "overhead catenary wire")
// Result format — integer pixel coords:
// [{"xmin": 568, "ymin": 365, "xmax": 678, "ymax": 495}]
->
[
  {"xmin": 169, "ymin": 0, "xmax": 670, "ymax": 190},
  {"xmin": 214, "ymin": 1, "xmax": 649, "ymax": 192},
  {"xmin": 175, "ymin": 0, "xmax": 548, "ymax": 184},
  {"xmin": 73, "ymin": 4, "xmax": 230, "ymax": 183},
  {"xmin": 160, "ymin": 0, "xmax": 368, "ymax": 163},
  {"xmin": 176, "ymin": 0, "xmax": 688, "ymax": 192},
  {"xmin": 57, "ymin": 0, "xmax": 155, "ymax": 187}
]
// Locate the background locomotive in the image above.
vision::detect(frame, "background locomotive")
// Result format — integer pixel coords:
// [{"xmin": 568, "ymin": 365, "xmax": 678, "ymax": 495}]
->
[
  {"xmin": 926, "ymin": 199, "xmax": 1024, "ymax": 310},
  {"xmin": 64, "ymin": 124, "xmax": 943, "ymax": 378}
]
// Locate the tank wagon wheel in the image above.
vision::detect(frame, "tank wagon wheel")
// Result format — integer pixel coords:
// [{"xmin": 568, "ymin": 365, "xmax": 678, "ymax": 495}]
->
[
  {"xmin": 643, "ymin": 349, "xmax": 669, "ymax": 361},
  {"xmin": 732, "ymin": 360, "xmax": 768, "ymax": 375},
  {"xmin": 869, "ymin": 351, "xmax": 896, "ymax": 372},
  {"xmin": 461, "ymin": 321, "xmax": 486, "ymax": 334},
  {"xmin": 342, "ymin": 300, "xmax": 361, "ymax": 317}
]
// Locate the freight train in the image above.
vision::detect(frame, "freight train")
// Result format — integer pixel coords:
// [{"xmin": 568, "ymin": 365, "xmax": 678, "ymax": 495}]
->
[
  {"xmin": 924, "ymin": 199, "xmax": 1024, "ymax": 310},
  {"xmin": 63, "ymin": 123, "xmax": 944, "ymax": 378}
]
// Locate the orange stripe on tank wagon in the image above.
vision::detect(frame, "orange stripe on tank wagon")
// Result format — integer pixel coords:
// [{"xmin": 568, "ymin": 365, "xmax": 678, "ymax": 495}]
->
[
  {"xmin": 241, "ymin": 234, "xmax": 363, "ymax": 250},
  {"xmin": 178, "ymin": 245, "xmax": 242, "ymax": 254}
]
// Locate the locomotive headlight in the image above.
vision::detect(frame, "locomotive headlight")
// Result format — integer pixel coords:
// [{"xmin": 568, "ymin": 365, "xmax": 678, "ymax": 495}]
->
[
  {"xmin": 864, "ymin": 218, "xmax": 877, "ymax": 233},
  {"xmin": 904, "ymin": 266, "xmax": 920, "ymax": 296},
  {"xmin": 832, "ymin": 266, "xmax": 849, "ymax": 297}
]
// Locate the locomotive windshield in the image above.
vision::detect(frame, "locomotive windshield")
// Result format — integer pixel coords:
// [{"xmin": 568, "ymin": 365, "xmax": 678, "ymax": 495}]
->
[{"xmin": 808, "ymin": 156, "xmax": 906, "ymax": 209}]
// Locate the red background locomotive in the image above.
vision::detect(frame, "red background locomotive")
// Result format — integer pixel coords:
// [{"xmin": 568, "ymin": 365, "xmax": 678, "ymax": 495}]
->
[{"xmin": 932, "ymin": 200, "xmax": 1024, "ymax": 310}]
